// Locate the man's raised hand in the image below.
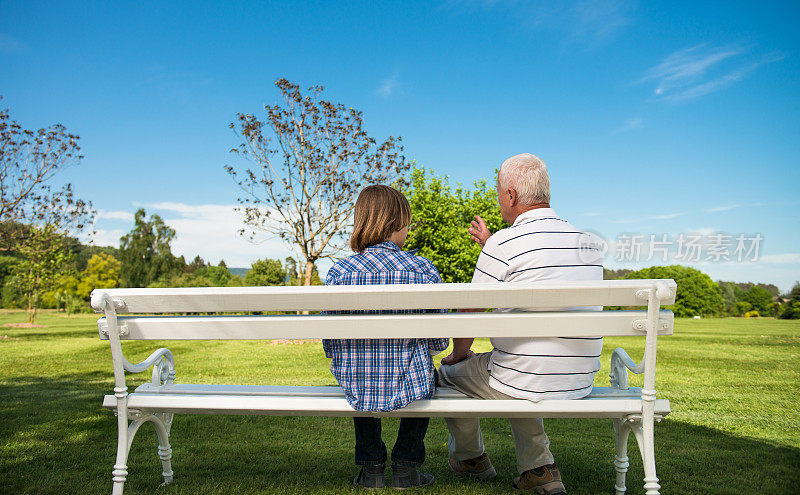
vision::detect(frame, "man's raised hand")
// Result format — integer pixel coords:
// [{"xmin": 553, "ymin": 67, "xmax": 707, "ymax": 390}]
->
[{"xmin": 467, "ymin": 215, "xmax": 491, "ymax": 248}]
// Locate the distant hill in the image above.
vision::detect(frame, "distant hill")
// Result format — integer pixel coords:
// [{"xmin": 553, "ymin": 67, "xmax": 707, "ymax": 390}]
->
[{"xmin": 228, "ymin": 267, "xmax": 249, "ymax": 278}]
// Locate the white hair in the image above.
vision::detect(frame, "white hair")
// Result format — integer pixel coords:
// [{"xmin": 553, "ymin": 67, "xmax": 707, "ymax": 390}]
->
[{"xmin": 497, "ymin": 153, "xmax": 550, "ymax": 205}]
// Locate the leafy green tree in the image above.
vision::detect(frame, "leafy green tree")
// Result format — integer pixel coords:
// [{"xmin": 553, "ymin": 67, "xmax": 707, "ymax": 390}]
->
[
  {"xmin": 201, "ymin": 262, "xmax": 234, "ymax": 287},
  {"xmin": 12, "ymin": 224, "xmax": 74, "ymax": 322},
  {"xmin": 149, "ymin": 260, "xmax": 243, "ymax": 289},
  {"xmin": 622, "ymin": 265, "xmax": 723, "ymax": 317},
  {"xmin": 1, "ymin": 254, "xmax": 24, "ymax": 308},
  {"xmin": 69, "ymin": 242, "xmax": 119, "ymax": 272},
  {"xmin": 779, "ymin": 282, "xmax": 800, "ymax": 320},
  {"xmin": 605, "ymin": 268, "xmax": 633, "ymax": 280},
  {"xmin": 732, "ymin": 301, "xmax": 752, "ymax": 317},
  {"xmin": 284, "ymin": 257, "xmax": 299, "ymax": 285},
  {"xmin": 244, "ymin": 258, "xmax": 286, "ymax": 286},
  {"xmin": 0, "ymin": 254, "xmax": 21, "ymax": 286},
  {"xmin": 308, "ymin": 263, "xmax": 323, "ymax": 286},
  {"xmin": 401, "ymin": 167, "xmax": 507, "ymax": 283},
  {"xmin": 148, "ymin": 273, "xmax": 212, "ymax": 288},
  {"xmin": 51, "ymin": 272, "xmax": 78, "ymax": 313},
  {"xmin": 732, "ymin": 282, "xmax": 780, "ymax": 297},
  {"xmin": 50, "ymin": 272, "xmax": 87, "ymax": 315},
  {"xmin": 187, "ymin": 255, "xmax": 209, "ymax": 273},
  {"xmin": 742, "ymin": 286, "xmax": 775, "ymax": 316},
  {"xmin": 718, "ymin": 281, "xmax": 737, "ymax": 314},
  {"xmin": 76, "ymin": 253, "xmax": 121, "ymax": 299},
  {"xmin": 119, "ymin": 209, "xmax": 181, "ymax": 287}
]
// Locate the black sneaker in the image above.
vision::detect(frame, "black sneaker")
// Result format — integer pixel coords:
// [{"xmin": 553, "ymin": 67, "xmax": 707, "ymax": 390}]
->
[
  {"xmin": 391, "ymin": 465, "xmax": 434, "ymax": 490},
  {"xmin": 354, "ymin": 464, "xmax": 386, "ymax": 489}
]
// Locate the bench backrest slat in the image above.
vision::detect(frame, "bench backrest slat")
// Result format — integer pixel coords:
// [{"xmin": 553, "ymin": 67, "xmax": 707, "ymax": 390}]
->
[
  {"xmin": 98, "ymin": 310, "xmax": 674, "ymax": 340},
  {"xmin": 91, "ymin": 279, "xmax": 677, "ymax": 314}
]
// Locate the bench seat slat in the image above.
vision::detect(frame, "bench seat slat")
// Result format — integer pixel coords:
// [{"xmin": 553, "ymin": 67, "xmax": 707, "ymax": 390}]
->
[
  {"xmin": 92, "ymin": 279, "xmax": 677, "ymax": 313},
  {"xmin": 133, "ymin": 383, "xmax": 646, "ymax": 399},
  {"xmin": 103, "ymin": 393, "xmax": 670, "ymax": 419},
  {"xmin": 99, "ymin": 310, "xmax": 674, "ymax": 340}
]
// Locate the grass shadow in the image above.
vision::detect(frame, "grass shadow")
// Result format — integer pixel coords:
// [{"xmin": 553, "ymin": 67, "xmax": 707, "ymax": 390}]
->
[
  {"xmin": 1, "ymin": 374, "xmax": 798, "ymax": 494},
  {"xmin": 1, "ymin": 329, "xmax": 100, "ymax": 340}
]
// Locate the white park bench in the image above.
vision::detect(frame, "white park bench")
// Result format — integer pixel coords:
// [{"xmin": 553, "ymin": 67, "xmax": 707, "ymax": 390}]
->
[{"xmin": 92, "ymin": 278, "xmax": 676, "ymax": 495}]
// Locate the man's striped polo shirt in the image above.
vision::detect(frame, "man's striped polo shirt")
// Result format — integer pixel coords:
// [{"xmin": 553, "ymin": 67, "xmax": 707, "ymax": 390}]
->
[{"xmin": 473, "ymin": 207, "xmax": 604, "ymax": 401}]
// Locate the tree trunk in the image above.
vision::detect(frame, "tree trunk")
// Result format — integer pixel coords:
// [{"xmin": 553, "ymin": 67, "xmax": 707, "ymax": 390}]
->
[
  {"xmin": 26, "ymin": 292, "xmax": 32, "ymax": 322},
  {"xmin": 302, "ymin": 260, "xmax": 316, "ymax": 316},
  {"xmin": 29, "ymin": 287, "xmax": 39, "ymax": 324},
  {"xmin": 26, "ymin": 267, "xmax": 34, "ymax": 324},
  {"xmin": 303, "ymin": 260, "xmax": 314, "ymax": 286}
]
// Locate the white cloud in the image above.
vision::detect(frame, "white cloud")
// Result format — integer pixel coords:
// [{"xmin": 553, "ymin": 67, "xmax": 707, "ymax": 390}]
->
[
  {"xmin": 92, "ymin": 203, "xmax": 306, "ymax": 268},
  {"xmin": 375, "ymin": 72, "xmax": 400, "ymax": 97},
  {"xmin": 448, "ymin": 0, "xmax": 634, "ymax": 47},
  {"xmin": 704, "ymin": 202, "xmax": 766, "ymax": 213},
  {"xmin": 649, "ymin": 212, "xmax": 684, "ymax": 220},
  {"xmin": 705, "ymin": 204, "xmax": 740, "ymax": 213},
  {"xmin": 89, "ymin": 228, "xmax": 126, "ymax": 247},
  {"xmin": 760, "ymin": 253, "xmax": 800, "ymax": 264},
  {"xmin": 641, "ymin": 45, "xmax": 783, "ymax": 102},
  {"xmin": 642, "ymin": 44, "xmax": 743, "ymax": 92},
  {"xmin": 134, "ymin": 202, "xmax": 221, "ymax": 218},
  {"xmin": 97, "ymin": 210, "xmax": 134, "ymax": 221},
  {"xmin": 670, "ymin": 60, "xmax": 770, "ymax": 102},
  {"xmin": 611, "ymin": 211, "xmax": 684, "ymax": 223},
  {"xmin": 526, "ymin": 0, "xmax": 634, "ymax": 45},
  {"xmin": 566, "ymin": 0, "xmax": 633, "ymax": 44},
  {"xmin": 615, "ymin": 117, "xmax": 644, "ymax": 133},
  {"xmin": 139, "ymin": 202, "xmax": 293, "ymax": 266},
  {"xmin": 689, "ymin": 227, "xmax": 717, "ymax": 236}
]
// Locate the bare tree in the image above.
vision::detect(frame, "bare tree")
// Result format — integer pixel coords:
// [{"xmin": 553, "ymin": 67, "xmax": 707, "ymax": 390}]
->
[
  {"xmin": 0, "ymin": 95, "xmax": 95, "ymax": 322},
  {"xmin": 0, "ymin": 95, "xmax": 94, "ymax": 250},
  {"xmin": 226, "ymin": 79, "xmax": 410, "ymax": 285}
]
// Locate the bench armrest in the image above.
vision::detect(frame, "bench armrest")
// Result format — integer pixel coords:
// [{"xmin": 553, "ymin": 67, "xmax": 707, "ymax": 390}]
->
[
  {"xmin": 609, "ymin": 347, "xmax": 644, "ymax": 390},
  {"xmin": 123, "ymin": 348, "xmax": 176, "ymax": 387}
]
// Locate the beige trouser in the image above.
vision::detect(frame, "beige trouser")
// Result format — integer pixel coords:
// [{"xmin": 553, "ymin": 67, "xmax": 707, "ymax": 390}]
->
[{"xmin": 438, "ymin": 351, "xmax": 555, "ymax": 474}]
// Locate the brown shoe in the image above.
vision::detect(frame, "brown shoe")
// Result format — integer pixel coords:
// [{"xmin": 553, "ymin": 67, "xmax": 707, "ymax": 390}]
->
[
  {"xmin": 448, "ymin": 453, "xmax": 497, "ymax": 480},
  {"xmin": 512, "ymin": 463, "xmax": 566, "ymax": 494}
]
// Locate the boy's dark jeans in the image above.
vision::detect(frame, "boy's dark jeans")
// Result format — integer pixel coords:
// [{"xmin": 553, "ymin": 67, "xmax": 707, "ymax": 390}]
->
[{"xmin": 353, "ymin": 417, "xmax": 429, "ymax": 467}]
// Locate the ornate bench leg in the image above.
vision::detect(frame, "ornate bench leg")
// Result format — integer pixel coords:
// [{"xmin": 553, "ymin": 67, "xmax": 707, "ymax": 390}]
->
[
  {"xmin": 111, "ymin": 388, "xmax": 130, "ymax": 495},
  {"xmin": 112, "ymin": 453, "xmax": 129, "ymax": 495},
  {"xmin": 114, "ymin": 410, "xmax": 175, "ymax": 493},
  {"xmin": 153, "ymin": 413, "xmax": 174, "ymax": 485},
  {"xmin": 612, "ymin": 418, "xmax": 631, "ymax": 495},
  {"xmin": 641, "ymin": 416, "xmax": 660, "ymax": 495},
  {"xmin": 627, "ymin": 415, "xmax": 661, "ymax": 495}
]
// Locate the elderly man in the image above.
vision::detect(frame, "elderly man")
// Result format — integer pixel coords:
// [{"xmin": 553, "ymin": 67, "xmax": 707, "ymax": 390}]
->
[{"xmin": 438, "ymin": 153, "xmax": 603, "ymax": 494}]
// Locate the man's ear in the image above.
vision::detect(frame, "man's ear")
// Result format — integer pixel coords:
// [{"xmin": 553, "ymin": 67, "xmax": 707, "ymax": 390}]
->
[{"xmin": 507, "ymin": 187, "xmax": 518, "ymax": 207}]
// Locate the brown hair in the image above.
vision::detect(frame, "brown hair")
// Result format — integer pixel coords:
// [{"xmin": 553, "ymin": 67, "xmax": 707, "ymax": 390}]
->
[{"xmin": 350, "ymin": 185, "xmax": 412, "ymax": 252}]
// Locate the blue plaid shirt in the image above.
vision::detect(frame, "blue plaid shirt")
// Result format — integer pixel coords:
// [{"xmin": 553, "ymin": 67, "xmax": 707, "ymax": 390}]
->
[{"xmin": 323, "ymin": 241, "xmax": 450, "ymax": 412}]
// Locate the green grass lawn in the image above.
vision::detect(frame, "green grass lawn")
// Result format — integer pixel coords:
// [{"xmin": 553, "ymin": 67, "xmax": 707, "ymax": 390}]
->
[{"xmin": 0, "ymin": 311, "xmax": 798, "ymax": 494}]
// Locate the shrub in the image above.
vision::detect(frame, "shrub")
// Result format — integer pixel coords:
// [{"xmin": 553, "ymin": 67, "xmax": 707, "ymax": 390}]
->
[{"xmin": 623, "ymin": 265, "xmax": 723, "ymax": 317}]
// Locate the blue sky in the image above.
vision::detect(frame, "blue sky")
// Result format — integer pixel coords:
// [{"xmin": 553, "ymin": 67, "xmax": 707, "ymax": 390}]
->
[{"xmin": 1, "ymin": 1, "xmax": 798, "ymax": 290}]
